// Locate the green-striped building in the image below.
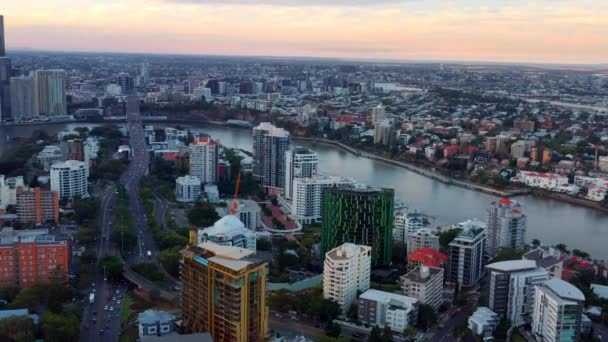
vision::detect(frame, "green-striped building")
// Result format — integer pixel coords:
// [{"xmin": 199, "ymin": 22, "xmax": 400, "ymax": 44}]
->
[{"xmin": 321, "ymin": 184, "xmax": 394, "ymax": 266}]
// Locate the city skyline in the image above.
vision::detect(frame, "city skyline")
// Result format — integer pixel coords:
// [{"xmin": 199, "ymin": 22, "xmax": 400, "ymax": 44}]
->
[{"xmin": 2, "ymin": 0, "xmax": 608, "ymax": 65}]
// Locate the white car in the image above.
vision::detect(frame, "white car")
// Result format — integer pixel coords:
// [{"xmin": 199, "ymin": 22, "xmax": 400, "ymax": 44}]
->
[
  {"xmin": 104, "ymin": 305, "xmax": 108, "ymax": 311},
  {"xmin": 109, "ymin": 306, "xmax": 114, "ymax": 311}
]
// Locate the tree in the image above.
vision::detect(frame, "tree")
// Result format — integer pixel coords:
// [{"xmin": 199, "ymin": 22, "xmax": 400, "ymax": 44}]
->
[
  {"xmin": 159, "ymin": 246, "xmax": 182, "ymax": 278},
  {"xmin": 492, "ymin": 247, "xmax": 525, "ymax": 262},
  {"xmin": 41, "ymin": 311, "xmax": 80, "ymax": 342},
  {"xmin": 188, "ymin": 205, "xmax": 219, "ymax": 227},
  {"xmin": 416, "ymin": 304, "xmax": 437, "ymax": 331},
  {"xmin": 531, "ymin": 239, "xmax": 541, "ymax": 247},
  {"xmin": 325, "ymin": 320, "xmax": 341, "ymax": 337},
  {"xmin": 347, "ymin": 303, "xmax": 358, "ymax": 321},
  {"xmin": 572, "ymin": 249, "xmax": 590, "ymax": 259},
  {"xmin": 555, "ymin": 243, "xmax": 568, "ymax": 253},
  {"xmin": 403, "ymin": 326, "xmax": 416, "ymax": 337},
  {"xmin": 0, "ymin": 315, "xmax": 36, "ymax": 342},
  {"xmin": 369, "ymin": 326, "xmax": 383, "ymax": 341},
  {"xmin": 73, "ymin": 198, "xmax": 99, "ymax": 224},
  {"xmin": 98, "ymin": 256, "xmax": 124, "ymax": 280},
  {"xmin": 438, "ymin": 228, "xmax": 462, "ymax": 249},
  {"xmin": 382, "ymin": 326, "xmax": 394, "ymax": 342}
]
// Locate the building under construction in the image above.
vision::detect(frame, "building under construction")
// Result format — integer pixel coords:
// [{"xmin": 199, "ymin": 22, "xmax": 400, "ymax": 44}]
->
[{"xmin": 180, "ymin": 242, "xmax": 269, "ymax": 341}]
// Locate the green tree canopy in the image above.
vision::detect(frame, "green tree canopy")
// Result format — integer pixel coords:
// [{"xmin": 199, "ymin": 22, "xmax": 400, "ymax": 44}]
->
[{"xmin": 98, "ymin": 255, "xmax": 124, "ymax": 280}]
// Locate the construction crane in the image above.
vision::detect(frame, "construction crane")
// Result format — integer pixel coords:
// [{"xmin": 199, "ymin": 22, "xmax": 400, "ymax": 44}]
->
[{"xmin": 231, "ymin": 173, "xmax": 241, "ymax": 215}]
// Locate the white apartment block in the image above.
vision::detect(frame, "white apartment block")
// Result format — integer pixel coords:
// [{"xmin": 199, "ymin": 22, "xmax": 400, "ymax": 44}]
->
[
  {"xmin": 0, "ymin": 175, "xmax": 26, "ymax": 209},
  {"xmin": 486, "ymin": 260, "xmax": 550, "ymax": 326},
  {"xmin": 401, "ymin": 266, "xmax": 444, "ymax": 312},
  {"xmin": 468, "ymin": 307, "xmax": 499, "ymax": 338},
  {"xmin": 323, "ymin": 243, "xmax": 371, "ymax": 314},
  {"xmin": 189, "ymin": 137, "xmax": 218, "ymax": 184},
  {"xmin": 284, "ymin": 148, "xmax": 318, "ymax": 200},
  {"xmin": 512, "ymin": 171, "xmax": 569, "ymax": 191},
  {"xmin": 289, "ymin": 175, "xmax": 354, "ymax": 224},
  {"xmin": 358, "ymin": 289, "xmax": 418, "ymax": 333},
  {"xmin": 486, "ymin": 199, "xmax": 527, "ymax": 257},
  {"xmin": 175, "ymin": 175, "xmax": 201, "ymax": 203},
  {"xmin": 574, "ymin": 175, "xmax": 608, "ymax": 202},
  {"xmin": 406, "ymin": 228, "xmax": 439, "ymax": 256},
  {"xmin": 532, "ymin": 278, "xmax": 585, "ymax": 342},
  {"xmin": 50, "ymin": 160, "xmax": 89, "ymax": 198},
  {"xmin": 393, "ymin": 212, "xmax": 424, "ymax": 245}
]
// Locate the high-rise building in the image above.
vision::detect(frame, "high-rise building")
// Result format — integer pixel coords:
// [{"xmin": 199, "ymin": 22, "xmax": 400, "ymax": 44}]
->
[
  {"xmin": 196, "ymin": 216, "xmax": 256, "ymax": 251},
  {"xmin": 393, "ymin": 211, "xmax": 424, "ymax": 246},
  {"xmin": 175, "ymin": 175, "xmax": 201, "ymax": 203},
  {"xmin": 486, "ymin": 199, "xmax": 526, "ymax": 257},
  {"xmin": 50, "ymin": 160, "xmax": 89, "ymax": 199},
  {"xmin": 0, "ymin": 57, "xmax": 10, "ymax": 120},
  {"xmin": 358, "ymin": 289, "xmax": 418, "ymax": 332},
  {"xmin": 252, "ymin": 122, "xmax": 290, "ymax": 193},
  {"xmin": 401, "ymin": 266, "xmax": 444, "ymax": 312},
  {"xmin": 374, "ymin": 119, "xmax": 394, "ymax": 145},
  {"xmin": 323, "ymin": 243, "xmax": 371, "ymax": 314},
  {"xmin": 116, "ymin": 73, "xmax": 134, "ymax": 94},
  {"xmin": 284, "ymin": 148, "xmax": 318, "ymax": 200},
  {"xmin": 288, "ymin": 175, "xmax": 354, "ymax": 224},
  {"xmin": 486, "ymin": 260, "xmax": 549, "ymax": 326},
  {"xmin": 140, "ymin": 62, "xmax": 150, "ymax": 84},
  {"xmin": 9, "ymin": 76, "xmax": 35, "ymax": 121},
  {"xmin": 180, "ymin": 243, "xmax": 268, "ymax": 341},
  {"xmin": 0, "ymin": 15, "xmax": 5, "ymax": 57},
  {"xmin": 446, "ymin": 220, "xmax": 486, "ymax": 288},
  {"xmin": 532, "ymin": 278, "xmax": 585, "ymax": 342},
  {"xmin": 37, "ymin": 145, "xmax": 63, "ymax": 171},
  {"xmin": 16, "ymin": 187, "xmax": 60, "ymax": 224},
  {"xmin": 34, "ymin": 70, "xmax": 67, "ymax": 116},
  {"xmin": 371, "ymin": 104, "xmax": 385, "ymax": 126},
  {"xmin": 321, "ymin": 184, "xmax": 394, "ymax": 266},
  {"xmin": 510, "ymin": 141, "xmax": 528, "ymax": 159},
  {"xmin": 0, "ymin": 227, "xmax": 70, "ymax": 287},
  {"xmin": 406, "ymin": 228, "xmax": 440, "ymax": 256},
  {"xmin": 188, "ymin": 137, "xmax": 218, "ymax": 184}
]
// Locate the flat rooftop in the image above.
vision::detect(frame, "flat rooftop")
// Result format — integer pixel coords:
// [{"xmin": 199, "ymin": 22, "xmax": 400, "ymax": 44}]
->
[{"xmin": 199, "ymin": 242, "xmax": 255, "ymax": 260}]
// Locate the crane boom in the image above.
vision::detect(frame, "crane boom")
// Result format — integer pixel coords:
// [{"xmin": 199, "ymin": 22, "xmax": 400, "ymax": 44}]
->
[{"xmin": 231, "ymin": 173, "xmax": 241, "ymax": 215}]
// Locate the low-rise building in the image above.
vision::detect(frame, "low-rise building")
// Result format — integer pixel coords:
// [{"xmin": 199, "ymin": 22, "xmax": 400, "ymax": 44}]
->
[
  {"xmin": 37, "ymin": 145, "xmax": 63, "ymax": 171},
  {"xmin": 197, "ymin": 215, "xmax": 256, "ymax": 251},
  {"xmin": 358, "ymin": 289, "xmax": 418, "ymax": 332},
  {"xmin": 468, "ymin": 307, "xmax": 499, "ymax": 338},
  {"xmin": 138, "ymin": 310, "xmax": 176, "ymax": 338},
  {"xmin": 401, "ymin": 266, "xmax": 444, "ymax": 312},
  {"xmin": 511, "ymin": 171, "xmax": 569, "ymax": 191},
  {"xmin": 175, "ymin": 175, "xmax": 201, "ymax": 203}
]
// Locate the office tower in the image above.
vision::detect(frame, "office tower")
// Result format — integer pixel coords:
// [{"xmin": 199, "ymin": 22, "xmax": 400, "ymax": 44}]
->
[
  {"xmin": 61, "ymin": 139, "xmax": 85, "ymax": 161},
  {"xmin": 532, "ymin": 278, "xmax": 585, "ymax": 342},
  {"xmin": 196, "ymin": 216, "xmax": 256, "ymax": 251},
  {"xmin": 0, "ymin": 57, "xmax": 10, "ymax": 120},
  {"xmin": 50, "ymin": 160, "xmax": 89, "ymax": 199},
  {"xmin": 16, "ymin": 187, "xmax": 60, "ymax": 224},
  {"xmin": 252, "ymin": 122, "xmax": 290, "ymax": 193},
  {"xmin": 205, "ymin": 79, "xmax": 220, "ymax": 95},
  {"xmin": 0, "ymin": 227, "xmax": 70, "ymax": 287},
  {"xmin": 401, "ymin": 266, "xmax": 444, "ymax": 312},
  {"xmin": 446, "ymin": 220, "xmax": 486, "ymax": 288},
  {"xmin": 323, "ymin": 243, "xmax": 371, "ymax": 314},
  {"xmin": 34, "ymin": 70, "xmax": 67, "ymax": 116},
  {"xmin": 175, "ymin": 175, "xmax": 202, "ymax": 203},
  {"xmin": 321, "ymin": 184, "xmax": 394, "ymax": 266},
  {"xmin": 486, "ymin": 260, "xmax": 549, "ymax": 326},
  {"xmin": 180, "ymin": 243, "xmax": 268, "ymax": 341},
  {"xmin": 116, "ymin": 73, "xmax": 134, "ymax": 94},
  {"xmin": 9, "ymin": 76, "xmax": 35, "ymax": 121},
  {"xmin": 486, "ymin": 199, "xmax": 526, "ymax": 258},
  {"xmin": 288, "ymin": 175, "xmax": 354, "ymax": 224},
  {"xmin": 140, "ymin": 62, "xmax": 150, "ymax": 84},
  {"xmin": 284, "ymin": 148, "xmax": 318, "ymax": 200},
  {"xmin": 358, "ymin": 289, "xmax": 418, "ymax": 332},
  {"xmin": 0, "ymin": 15, "xmax": 4, "ymax": 57},
  {"xmin": 393, "ymin": 211, "xmax": 424, "ymax": 246},
  {"xmin": 0, "ymin": 175, "xmax": 26, "ymax": 209},
  {"xmin": 406, "ymin": 228, "xmax": 440, "ymax": 256},
  {"xmin": 188, "ymin": 137, "xmax": 218, "ymax": 184}
]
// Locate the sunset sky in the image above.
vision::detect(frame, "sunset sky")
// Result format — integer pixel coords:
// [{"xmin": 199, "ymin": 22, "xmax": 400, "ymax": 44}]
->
[{"xmin": 3, "ymin": 0, "xmax": 608, "ymax": 64}]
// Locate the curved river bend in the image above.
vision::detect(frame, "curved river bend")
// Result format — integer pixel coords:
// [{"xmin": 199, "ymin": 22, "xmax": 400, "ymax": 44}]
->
[{"xmin": 2, "ymin": 123, "xmax": 607, "ymax": 260}]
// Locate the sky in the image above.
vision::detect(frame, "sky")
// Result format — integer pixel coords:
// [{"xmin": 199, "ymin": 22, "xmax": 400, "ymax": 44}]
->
[{"xmin": 2, "ymin": 0, "xmax": 608, "ymax": 64}]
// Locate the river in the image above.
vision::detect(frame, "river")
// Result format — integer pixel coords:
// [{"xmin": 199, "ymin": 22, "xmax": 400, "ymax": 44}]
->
[{"xmin": 2, "ymin": 123, "xmax": 607, "ymax": 260}]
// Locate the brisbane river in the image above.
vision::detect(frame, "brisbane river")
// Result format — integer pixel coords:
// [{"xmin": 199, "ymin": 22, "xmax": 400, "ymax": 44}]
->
[{"xmin": 2, "ymin": 122, "xmax": 607, "ymax": 260}]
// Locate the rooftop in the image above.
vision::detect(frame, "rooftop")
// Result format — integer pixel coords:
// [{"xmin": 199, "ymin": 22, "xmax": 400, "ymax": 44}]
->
[
  {"xmin": 486, "ymin": 259, "xmax": 538, "ymax": 272},
  {"xmin": 359, "ymin": 289, "xmax": 418, "ymax": 308},
  {"xmin": 326, "ymin": 243, "xmax": 369, "ymax": 260},
  {"xmin": 402, "ymin": 266, "xmax": 443, "ymax": 283},
  {"xmin": 138, "ymin": 310, "xmax": 176, "ymax": 324},
  {"xmin": 544, "ymin": 277, "xmax": 585, "ymax": 302},
  {"xmin": 0, "ymin": 227, "xmax": 67, "ymax": 246},
  {"xmin": 199, "ymin": 241, "xmax": 255, "ymax": 260}
]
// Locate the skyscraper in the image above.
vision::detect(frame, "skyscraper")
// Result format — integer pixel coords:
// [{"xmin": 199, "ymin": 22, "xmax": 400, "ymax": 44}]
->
[
  {"xmin": 0, "ymin": 15, "xmax": 5, "ymax": 57},
  {"xmin": 252, "ymin": 122, "xmax": 290, "ymax": 193},
  {"xmin": 117, "ymin": 73, "xmax": 134, "ymax": 94},
  {"xmin": 0, "ymin": 15, "xmax": 9, "ymax": 120},
  {"xmin": 188, "ymin": 137, "xmax": 218, "ymax": 184},
  {"xmin": 34, "ymin": 70, "xmax": 67, "ymax": 116},
  {"xmin": 140, "ymin": 62, "xmax": 150, "ymax": 84},
  {"xmin": 180, "ymin": 243, "xmax": 268, "ymax": 341},
  {"xmin": 446, "ymin": 220, "xmax": 487, "ymax": 288},
  {"xmin": 284, "ymin": 147, "xmax": 318, "ymax": 200},
  {"xmin": 321, "ymin": 184, "xmax": 394, "ymax": 266},
  {"xmin": 486, "ymin": 199, "xmax": 527, "ymax": 258},
  {"xmin": 9, "ymin": 76, "xmax": 35, "ymax": 121}
]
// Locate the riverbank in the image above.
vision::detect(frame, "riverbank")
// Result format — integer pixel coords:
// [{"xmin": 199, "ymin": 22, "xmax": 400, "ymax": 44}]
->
[{"xmin": 293, "ymin": 137, "xmax": 529, "ymax": 198}]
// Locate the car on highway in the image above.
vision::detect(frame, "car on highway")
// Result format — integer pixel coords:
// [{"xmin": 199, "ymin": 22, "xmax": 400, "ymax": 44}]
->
[
  {"xmin": 110, "ymin": 306, "xmax": 114, "ymax": 311},
  {"xmin": 99, "ymin": 329, "xmax": 104, "ymax": 336},
  {"xmin": 104, "ymin": 305, "xmax": 108, "ymax": 311}
]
